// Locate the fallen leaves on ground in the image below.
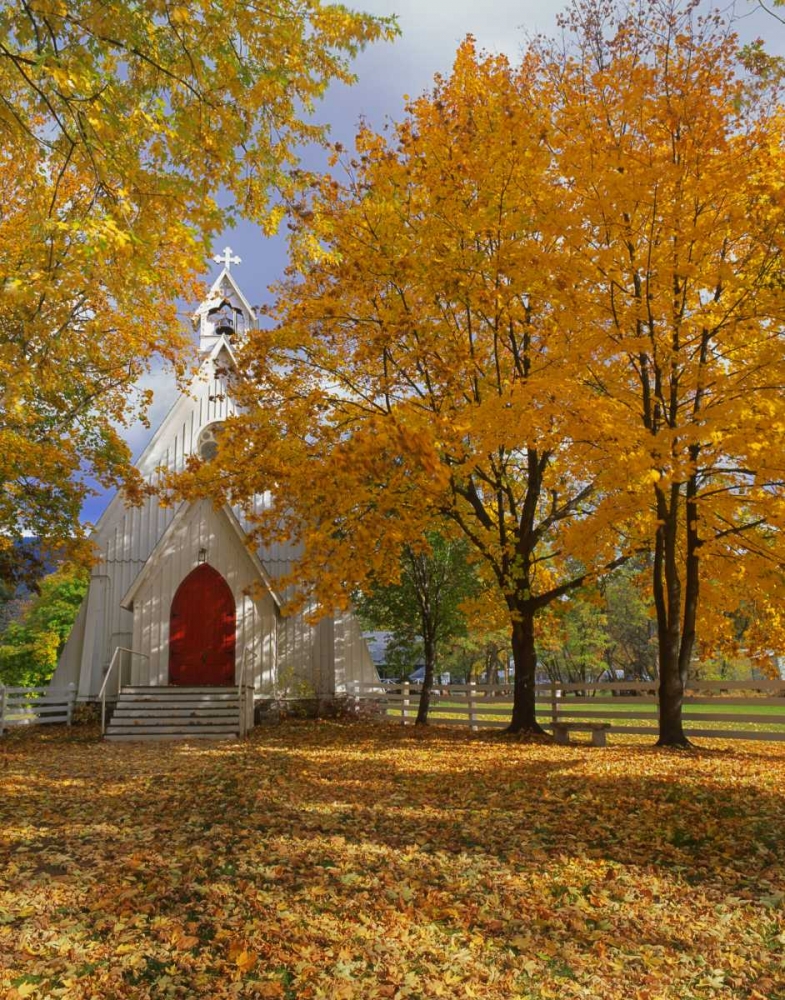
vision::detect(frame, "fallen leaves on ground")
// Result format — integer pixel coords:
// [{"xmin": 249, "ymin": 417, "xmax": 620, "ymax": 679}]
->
[{"xmin": 1, "ymin": 722, "xmax": 784, "ymax": 999}]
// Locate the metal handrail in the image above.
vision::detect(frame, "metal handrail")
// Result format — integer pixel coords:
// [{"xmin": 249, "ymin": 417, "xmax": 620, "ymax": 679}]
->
[{"xmin": 100, "ymin": 646, "xmax": 149, "ymax": 735}]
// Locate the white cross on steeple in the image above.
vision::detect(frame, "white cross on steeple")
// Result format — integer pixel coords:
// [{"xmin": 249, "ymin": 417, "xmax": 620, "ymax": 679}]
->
[{"xmin": 213, "ymin": 246, "xmax": 241, "ymax": 270}]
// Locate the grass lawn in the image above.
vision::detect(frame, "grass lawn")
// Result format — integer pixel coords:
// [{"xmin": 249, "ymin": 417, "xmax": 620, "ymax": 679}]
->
[
  {"xmin": 1, "ymin": 722, "xmax": 784, "ymax": 999},
  {"xmin": 395, "ymin": 698, "xmax": 785, "ymax": 734}
]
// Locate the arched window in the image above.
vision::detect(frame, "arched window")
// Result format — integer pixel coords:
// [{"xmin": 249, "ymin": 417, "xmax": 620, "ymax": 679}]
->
[{"xmin": 196, "ymin": 422, "xmax": 223, "ymax": 462}]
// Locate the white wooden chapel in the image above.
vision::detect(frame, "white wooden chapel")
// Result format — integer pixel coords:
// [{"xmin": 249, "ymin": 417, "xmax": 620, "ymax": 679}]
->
[{"xmin": 49, "ymin": 250, "xmax": 379, "ymax": 728}]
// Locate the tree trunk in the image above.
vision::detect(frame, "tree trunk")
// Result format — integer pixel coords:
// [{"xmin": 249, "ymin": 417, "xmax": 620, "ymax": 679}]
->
[
  {"xmin": 658, "ymin": 471, "xmax": 701, "ymax": 746},
  {"xmin": 654, "ymin": 487, "xmax": 691, "ymax": 747},
  {"xmin": 657, "ymin": 658, "xmax": 689, "ymax": 745},
  {"xmin": 416, "ymin": 630, "xmax": 436, "ymax": 725},
  {"xmin": 487, "ymin": 651, "xmax": 499, "ymax": 686},
  {"xmin": 507, "ymin": 606, "xmax": 546, "ymax": 734}
]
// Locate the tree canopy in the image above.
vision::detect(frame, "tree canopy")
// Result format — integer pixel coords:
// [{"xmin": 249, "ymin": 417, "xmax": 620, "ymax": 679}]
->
[
  {"xmin": 179, "ymin": 0, "xmax": 785, "ymax": 744},
  {"xmin": 184, "ymin": 32, "xmax": 631, "ymax": 733},
  {"xmin": 0, "ymin": 562, "xmax": 88, "ymax": 687},
  {"xmin": 356, "ymin": 532, "xmax": 478, "ymax": 723},
  {"xmin": 545, "ymin": 0, "xmax": 785, "ymax": 742},
  {"xmin": 0, "ymin": 0, "xmax": 396, "ymax": 576}
]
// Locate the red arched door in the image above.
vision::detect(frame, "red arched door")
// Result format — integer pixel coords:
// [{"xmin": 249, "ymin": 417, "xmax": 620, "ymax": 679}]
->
[{"xmin": 169, "ymin": 564, "xmax": 236, "ymax": 686}]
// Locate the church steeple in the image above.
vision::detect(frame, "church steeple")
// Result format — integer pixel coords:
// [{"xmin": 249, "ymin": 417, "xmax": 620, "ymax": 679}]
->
[{"xmin": 193, "ymin": 247, "xmax": 256, "ymax": 352}]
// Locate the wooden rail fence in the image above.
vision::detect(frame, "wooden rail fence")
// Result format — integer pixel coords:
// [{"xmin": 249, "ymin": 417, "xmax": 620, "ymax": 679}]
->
[
  {"xmin": 345, "ymin": 679, "xmax": 785, "ymax": 742},
  {"xmin": 0, "ymin": 684, "xmax": 76, "ymax": 734}
]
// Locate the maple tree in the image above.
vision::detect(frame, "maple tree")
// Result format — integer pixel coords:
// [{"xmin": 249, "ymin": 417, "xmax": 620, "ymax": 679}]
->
[
  {"xmin": 0, "ymin": 0, "xmax": 396, "ymax": 578},
  {"xmin": 445, "ymin": 590, "xmax": 513, "ymax": 684},
  {"xmin": 601, "ymin": 561, "xmax": 659, "ymax": 682},
  {"xmin": 538, "ymin": 587, "xmax": 610, "ymax": 686},
  {"xmin": 0, "ymin": 542, "xmax": 48, "ymax": 614},
  {"xmin": 441, "ymin": 632, "xmax": 511, "ymax": 684},
  {"xmin": 182, "ymin": 0, "xmax": 785, "ymax": 746},
  {"xmin": 540, "ymin": 0, "xmax": 785, "ymax": 744},
  {"xmin": 197, "ymin": 40, "xmax": 629, "ymax": 736}
]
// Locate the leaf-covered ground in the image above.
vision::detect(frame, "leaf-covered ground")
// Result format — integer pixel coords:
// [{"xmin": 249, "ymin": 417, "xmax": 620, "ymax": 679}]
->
[{"xmin": 1, "ymin": 722, "xmax": 784, "ymax": 999}]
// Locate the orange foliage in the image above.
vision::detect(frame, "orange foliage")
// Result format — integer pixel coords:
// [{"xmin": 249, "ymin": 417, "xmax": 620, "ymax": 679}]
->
[
  {"xmin": 183, "ymin": 1, "xmax": 785, "ymax": 741},
  {"xmin": 186, "ymin": 36, "xmax": 636, "ymax": 731},
  {"xmin": 0, "ymin": 0, "xmax": 396, "ymax": 562},
  {"xmin": 541, "ymin": 1, "xmax": 785, "ymax": 738}
]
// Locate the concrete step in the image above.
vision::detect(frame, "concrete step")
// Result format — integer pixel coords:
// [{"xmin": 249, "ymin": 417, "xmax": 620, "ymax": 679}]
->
[
  {"xmin": 106, "ymin": 724, "xmax": 239, "ymax": 736},
  {"xmin": 106, "ymin": 731, "xmax": 239, "ymax": 742},
  {"xmin": 105, "ymin": 685, "xmax": 245, "ymax": 741},
  {"xmin": 121, "ymin": 686, "xmax": 238, "ymax": 695},
  {"xmin": 109, "ymin": 712, "xmax": 240, "ymax": 729},
  {"xmin": 116, "ymin": 700, "xmax": 238, "ymax": 707},
  {"xmin": 112, "ymin": 706, "xmax": 239, "ymax": 717},
  {"xmin": 117, "ymin": 693, "xmax": 239, "ymax": 701},
  {"xmin": 116, "ymin": 699, "xmax": 239, "ymax": 707}
]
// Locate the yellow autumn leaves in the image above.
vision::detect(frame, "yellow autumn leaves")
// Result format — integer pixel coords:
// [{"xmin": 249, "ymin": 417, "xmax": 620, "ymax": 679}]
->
[
  {"xmin": 183, "ymin": 2, "xmax": 785, "ymax": 741},
  {"xmin": 3, "ymin": 722, "xmax": 785, "ymax": 999},
  {"xmin": 0, "ymin": 0, "xmax": 397, "ymax": 562}
]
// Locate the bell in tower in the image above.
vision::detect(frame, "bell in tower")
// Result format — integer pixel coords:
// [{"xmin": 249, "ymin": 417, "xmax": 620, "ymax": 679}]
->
[
  {"xmin": 193, "ymin": 247, "xmax": 256, "ymax": 352},
  {"xmin": 207, "ymin": 300, "xmax": 242, "ymax": 339}
]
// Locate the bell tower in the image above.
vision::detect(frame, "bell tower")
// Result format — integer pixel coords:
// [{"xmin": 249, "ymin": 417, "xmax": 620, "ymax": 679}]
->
[{"xmin": 193, "ymin": 247, "xmax": 256, "ymax": 352}]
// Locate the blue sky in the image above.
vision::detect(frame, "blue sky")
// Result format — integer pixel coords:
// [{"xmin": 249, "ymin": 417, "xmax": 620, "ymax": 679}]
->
[{"xmin": 81, "ymin": 0, "xmax": 785, "ymax": 523}]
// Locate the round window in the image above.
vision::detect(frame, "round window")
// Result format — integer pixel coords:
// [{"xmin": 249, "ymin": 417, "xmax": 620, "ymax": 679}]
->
[{"xmin": 197, "ymin": 423, "xmax": 223, "ymax": 462}]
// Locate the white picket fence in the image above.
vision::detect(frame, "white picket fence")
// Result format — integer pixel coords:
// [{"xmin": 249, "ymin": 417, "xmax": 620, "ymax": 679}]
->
[
  {"xmin": 345, "ymin": 679, "xmax": 785, "ymax": 742},
  {"xmin": 0, "ymin": 684, "xmax": 76, "ymax": 734}
]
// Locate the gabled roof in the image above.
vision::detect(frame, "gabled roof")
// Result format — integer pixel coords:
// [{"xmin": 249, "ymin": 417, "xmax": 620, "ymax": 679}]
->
[
  {"xmin": 120, "ymin": 500, "xmax": 282, "ymax": 611},
  {"xmin": 131, "ymin": 336, "xmax": 237, "ymax": 471},
  {"xmin": 205, "ymin": 332, "xmax": 240, "ymax": 368},
  {"xmin": 88, "ymin": 338, "xmax": 240, "ymax": 539},
  {"xmin": 192, "ymin": 265, "xmax": 256, "ymax": 327}
]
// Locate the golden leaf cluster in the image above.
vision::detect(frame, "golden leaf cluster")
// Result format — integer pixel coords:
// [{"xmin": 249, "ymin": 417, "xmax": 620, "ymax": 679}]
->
[
  {"xmin": 189, "ymin": 5, "xmax": 785, "ymax": 730},
  {"xmin": 0, "ymin": 0, "xmax": 397, "ymax": 562}
]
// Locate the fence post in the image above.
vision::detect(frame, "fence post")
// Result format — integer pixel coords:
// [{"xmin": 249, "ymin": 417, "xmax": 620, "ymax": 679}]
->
[
  {"xmin": 469, "ymin": 679, "xmax": 478, "ymax": 732},
  {"xmin": 67, "ymin": 683, "xmax": 76, "ymax": 726},
  {"xmin": 402, "ymin": 682, "xmax": 410, "ymax": 725},
  {"xmin": 550, "ymin": 680, "xmax": 558, "ymax": 728},
  {"xmin": 353, "ymin": 679, "xmax": 360, "ymax": 717}
]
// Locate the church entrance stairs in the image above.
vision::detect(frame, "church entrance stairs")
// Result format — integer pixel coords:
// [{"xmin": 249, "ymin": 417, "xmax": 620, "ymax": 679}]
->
[{"xmin": 105, "ymin": 686, "xmax": 241, "ymax": 741}]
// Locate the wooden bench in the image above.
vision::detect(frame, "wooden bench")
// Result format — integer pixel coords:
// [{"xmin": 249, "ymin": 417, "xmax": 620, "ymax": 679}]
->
[{"xmin": 552, "ymin": 721, "xmax": 611, "ymax": 747}]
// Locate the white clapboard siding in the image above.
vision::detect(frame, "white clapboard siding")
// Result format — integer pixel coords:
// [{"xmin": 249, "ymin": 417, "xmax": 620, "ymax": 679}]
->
[
  {"xmin": 50, "ymin": 346, "xmax": 296, "ymax": 699},
  {"xmin": 130, "ymin": 499, "xmax": 277, "ymax": 688},
  {"xmin": 50, "ymin": 290, "xmax": 382, "ymax": 705},
  {"xmin": 276, "ymin": 609, "xmax": 318, "ymax": 692},
  {"xmin": 333, "ymin": 609, "xmax": 379, "ymax": 694},
  {"xmin": 242, "ymin": 490, "xmax": 302, "ymax": 582},
  {"xmin": 49, "ymin": 351, "xmax": 229, "ymax": 698}
]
